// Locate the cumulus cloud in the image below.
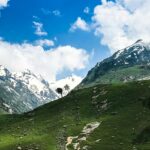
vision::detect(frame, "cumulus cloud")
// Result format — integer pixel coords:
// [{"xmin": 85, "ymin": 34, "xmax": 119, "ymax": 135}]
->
[
  {"xmin": 92, "ymin": 0, "xmax": 150, "ymax": 53},
  {"xmin": 70, "ymin": 17, "xmax": 90, "ymax": 32},
  {"xmin": 0, "ymin": 0, "xmax": 9, "ymax": 8},
  {"xmin": 35, "ymin": 39, "xmax": 54, "ymax": 47},
  {"xmin": 33, "ymin": 21, "xmax": 48, "ymax": 36},
  {"xmin": 101, "ymin": 0, "xmax": 107, "ymax": 5},
  {"xmin": 0, "ymin": 39, "xmax": 89, "ymax": 81}
]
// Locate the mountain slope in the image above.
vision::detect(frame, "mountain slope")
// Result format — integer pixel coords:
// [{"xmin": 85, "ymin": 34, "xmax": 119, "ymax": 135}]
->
[
  {"xmin": 0, "ymin": 66, "xmax": 58, "ymax": 113},
  {"xmin": 1, "ymin": 80, "xmax": 150, "ymax": 149},
  {"xmin": 80, "ymin": 40, "xmax": 150, "ymax": 87}
]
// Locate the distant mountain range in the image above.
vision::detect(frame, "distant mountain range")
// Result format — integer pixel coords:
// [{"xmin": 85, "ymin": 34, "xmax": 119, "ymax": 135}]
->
[
  {"xmin": 2, "ymin": 39, "xmax": 150, "ymax": 114},
  {"xmin": 0, "ymin": 66, "xmax": 81, "ymax": 114},
  {"xmin": 80, "ymin": 40, "xmax": 150, "ymax": 87}
]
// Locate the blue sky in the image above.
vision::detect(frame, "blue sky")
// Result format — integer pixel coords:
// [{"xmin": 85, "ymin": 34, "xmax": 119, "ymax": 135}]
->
[
  {"xmin": 0, "ymin": 0, "xmax": 111, "ymax": 80},
  {"xmin": 0, "ymin": 0, "xmax": 100, "ymax": 43},
  {"xmin": 0, "ymin": 0, "xmax": 147, "ymax": 81}
]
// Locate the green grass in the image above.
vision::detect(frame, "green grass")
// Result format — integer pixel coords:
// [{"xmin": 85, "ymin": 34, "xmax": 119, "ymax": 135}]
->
[
  {"xmin": 82, "ymin": 65, "xmax": 150, "ymax": 87},
  {"xmin": 1, "ymin": 80, "xmax": 150, "ymax": 149}
]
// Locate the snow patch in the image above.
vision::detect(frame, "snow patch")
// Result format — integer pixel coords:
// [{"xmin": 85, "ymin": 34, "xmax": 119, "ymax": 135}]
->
[{"xmin": 50, "ymin": 75, "xmax": 82, "ymax": 96}]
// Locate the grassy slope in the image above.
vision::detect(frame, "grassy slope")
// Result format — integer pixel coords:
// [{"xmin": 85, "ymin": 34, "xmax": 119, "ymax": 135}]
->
[
  {"xmin": 82, "ymin": 65, "xmax": 150, "ymax": 87},
  {"xmin": 1, "ymin": 81, "xmax": 150, "ymax": 149}
]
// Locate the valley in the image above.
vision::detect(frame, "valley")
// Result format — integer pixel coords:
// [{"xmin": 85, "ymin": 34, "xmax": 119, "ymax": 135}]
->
[
  {"xmin": 1, "ymin": 40, "xmax": 150, "ymax": 149},
  {"xmin": 1, "ymin": 0, "xmax": 150, "ymax": 149}
]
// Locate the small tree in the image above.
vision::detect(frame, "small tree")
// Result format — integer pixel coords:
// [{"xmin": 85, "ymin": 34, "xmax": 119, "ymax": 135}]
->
[
  {"xmin": 56, "ymin": 88, "xmax": 63, "ymax": 97},
  {"xmin": 64, "ymin": 84, "xmax": 70, "ymax": 92}
]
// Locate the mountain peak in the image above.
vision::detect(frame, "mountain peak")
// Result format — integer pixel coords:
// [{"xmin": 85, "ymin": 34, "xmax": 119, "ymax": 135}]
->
[
  {"xmin": 113, "ymin": 39, "xmax": 150, "ymax": 60},
  {"xmin": 0, "ymin": 65, "xmax": 11, "ymax": 77},
  {"xmin": 0, "ymin": 66, "xmax": 58, "ymax": 113},
  {"xmin": 23, "ymin": 69, "xmax": 33, "ymax": 75},
  {"xmin": 135, "ymin": 39, "xmax": 143, "ymax": 44},
  {"xmin": 81, "ymin": 40, "xmax": 150, "ymax": 87}
]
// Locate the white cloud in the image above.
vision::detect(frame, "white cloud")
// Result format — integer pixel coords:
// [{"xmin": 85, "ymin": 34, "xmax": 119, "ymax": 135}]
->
[
  {"xmin": 41, "ymin": 8, "xmax": 61, "ymax": 17},
  {"xmin": 33, "ymin": 16, "xmax": 39, "ymax": 19},
  {"xmin": 0, "ymin": 39, "xmax": 89, "ymax": 81},
  {"xmin": 35, "ymin": 39, "xmax": 54, "ymax": 47},
  {"xmin": 92, "ymin": 0, "xmax": 150, "ymax": 53},
  {"xmin": 0, "ymin": 0, "xmax": 9, "ymax": 8},
  {"xmin": 117, "ymin": 0, "xmax": 144, "ymax": 11},
  {"xmin": 33, "ymin": 21, "xmax": 48, "ymax": 36},
  {"xmin": 52, "ymin": 10, "xmax": 61, "ymax": 16},
  {"xmin": 70, "ymin": 17, "xmax": 90, "ymax": 32},
  {"xmin": 84, "ymin": 7, "xmax": 90, "ymax": 14},
  {"xmin": 101, "ymin": 0, "xmax": 107, "ymax": 5}
]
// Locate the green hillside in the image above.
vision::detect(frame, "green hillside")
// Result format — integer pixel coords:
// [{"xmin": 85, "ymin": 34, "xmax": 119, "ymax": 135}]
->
[
  {"xmin": 1, "ymin": 80, "xmax": 150, "ymax": 150},
  {"xmin": 80, "ymin": 65, "xmax": 150, "ymax": 88},
  {"xmin": 80, "ymin": 40, "xmax": 150, "ymax": 87}
]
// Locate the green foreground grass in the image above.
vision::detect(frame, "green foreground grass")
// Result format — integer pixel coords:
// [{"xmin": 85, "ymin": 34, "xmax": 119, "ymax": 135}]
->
[{"xmin": 1, "ymin": 80, "xmax": 150, "ymax": 149}]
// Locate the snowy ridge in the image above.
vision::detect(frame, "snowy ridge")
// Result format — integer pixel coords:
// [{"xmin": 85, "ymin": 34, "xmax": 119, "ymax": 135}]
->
[
  {"xmin": 0, "ymin": 66, "xmax": 58, "ymax": 113},
  {"xmin": 0, "ymin": 66, "xmax": 82, "ymax": 113},
  {"xmin": 12, "ymin": 70, "xmax": 57, "ymax": 101},
  {"xmin": 50, "ymin": 75, "xmax": 82, "ymax": 96},
  {"xmin": 110, "ymin": 39, "xmax": 150, "ymax": 67},
  {"xmin": 81, "ymin": 39, "xmax": 150, "ymax": 86},
  {"xmin": 114, "ymin": 39, "xmax": 150, "ymax": 59}
]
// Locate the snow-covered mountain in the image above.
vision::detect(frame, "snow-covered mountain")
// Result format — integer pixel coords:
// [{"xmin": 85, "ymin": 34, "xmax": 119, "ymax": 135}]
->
[
  {"xmin": 50, "ymin": 75, "xmax": 82, "ymax": 96},
  {"xmin": 0, "ymin": 66, "xmax": 82, "ymax": 114},
  {"xmin": 0, "ymin": 66, "xmax": 58, "ymax": 114},
  {"xmin": 12, "ymin": 70, "xmax": 58, "ymax": 101},
  {"xmin": 112, "ymin": 39, "xmax": 150, "ymax": 64},
  {"xmin": 81, "ymin": 40, "xmax": 150, "ymax": 86}
]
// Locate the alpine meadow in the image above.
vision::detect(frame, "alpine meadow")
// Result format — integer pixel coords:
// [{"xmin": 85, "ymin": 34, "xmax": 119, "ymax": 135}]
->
[{"xmin": 1, "ymin": 0, "xmax": 150, "ymax": 150}]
